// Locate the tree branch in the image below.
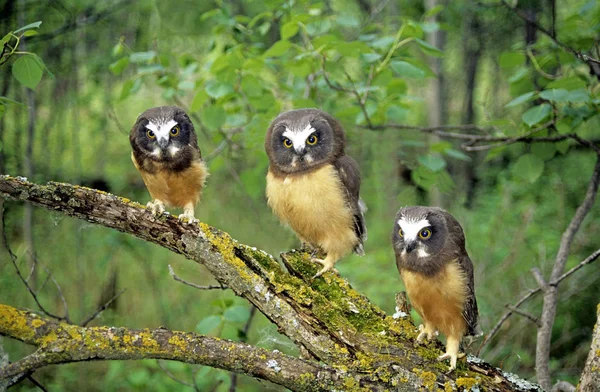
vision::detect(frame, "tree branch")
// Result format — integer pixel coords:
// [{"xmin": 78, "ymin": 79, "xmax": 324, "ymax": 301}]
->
[
  {"xmin": 0, "ymin": 304, "xmax": 372, "ymax": 391},
  {"xmin": 0, "ymin": 176, "xmax": 542, "ymax": 390},
  {"xmin": 536, "ymin": 154, "xmax": 600, "ymax": 390},
  {"xmin": 477, "ymin": 248, "xmax": 600, "ymax": 356}
]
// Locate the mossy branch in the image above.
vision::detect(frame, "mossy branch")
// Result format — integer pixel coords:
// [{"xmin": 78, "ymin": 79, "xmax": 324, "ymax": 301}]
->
[
  {"xmin": 0, "ymin": 176, "xmax": 542, "ymax": 391},
  {"xmin": 0, "ymin": 304, "xmax": 374, "ymax": 391}
]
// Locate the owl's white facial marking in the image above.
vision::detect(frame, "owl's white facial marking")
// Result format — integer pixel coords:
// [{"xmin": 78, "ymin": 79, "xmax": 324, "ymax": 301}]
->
[
  {"xmin": 168, "ymin": 146, "xmax": 180, "ymax": 157},
  {"xmin": 398, "ymin": 218, "xmax": 430, "ymax": 241},
  {"xmin": 282, "ymin": 124, "xmax": 315, "ymax": 153},
  {"xmin": 147, "ymin": 119, "xmax": 178, "ymax": 146},
  {"xmin": 304, "ymin": 154, "xmax": 314, "ymax": 163},
  {"xmin": 151, "ymin": 148, "xmax": 162, "ymax": 157},
  {"xmin": 417, "ymin": 248, "xmax": 430, "ymax": 258}
]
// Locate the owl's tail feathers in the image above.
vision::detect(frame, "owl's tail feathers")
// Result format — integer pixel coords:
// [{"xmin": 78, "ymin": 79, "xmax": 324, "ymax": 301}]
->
[{"xmin": 353, "ymin": 198, "xmax": 368, "ymax": 256}]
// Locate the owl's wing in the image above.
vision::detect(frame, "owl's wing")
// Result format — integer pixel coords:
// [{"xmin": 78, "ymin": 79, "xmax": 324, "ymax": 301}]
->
[
  {"xmin": 457, "ymin": 253, "xmax": 480, "ymax": 336},
  {"xmin": 333, "ymin": 155, "xmax": 367, "ymax": 254}
]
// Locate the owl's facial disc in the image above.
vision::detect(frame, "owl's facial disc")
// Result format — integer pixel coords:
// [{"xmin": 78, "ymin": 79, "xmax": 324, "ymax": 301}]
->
[
  {"xmin": 146, "ymin": 119, "xmax": 178, "ymax": 150},
  {"xmin": 398, "ymin": 217, "xmax": 431, "ymax": 258}
]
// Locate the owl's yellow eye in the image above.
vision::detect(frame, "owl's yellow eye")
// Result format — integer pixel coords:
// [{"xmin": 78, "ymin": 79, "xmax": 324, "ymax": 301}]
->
[
  {"xmin": 419, "ymin": 228, "xmax": 432, "ymax": 240},
  {"xmin": 147, "ymin": 129, "xmax": 155, "ymax": 139},
  {"xmin": 283, "ymin": 138, "xmax": 293, "ymax": 148},
  {"xmin": 398, "ymin": 229, "xmax": 403, "ymax": 238},
  {"xmin": 170, "ymin": 125, "xmax": 180, "ymax": 136},
  {"xmin": 306, "ymin": 134, "xmax": 318, "ymax": 145}
]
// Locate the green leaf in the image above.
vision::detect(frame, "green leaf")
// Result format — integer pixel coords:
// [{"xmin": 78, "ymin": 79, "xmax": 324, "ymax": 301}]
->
[
  {"xmin": 280, "ymin": 21, "xmax": 299, "ymax": 39},
  {"xmin": 119, "ymin": 79, "xmax": 134, "ymax": 101},
  {"xmin": 512, "ymin": 154, "xmax": 544, "ymax": 183},
  {"xmin": 499, "ymin": 52, "xmax": 525, "ymax": 68},
  {"xmin": 390, "ymin": 61, "xmax": 426, "ymax": 79},
  {"xmin": 14, "ymin": 21, "xmax": 42, "ymax": 34},
  {"xmin": 424, "ymin": 5, "xmax": 444, "ymax": 18},
  {"xmin": 567, "ymin": 89, "xmax": 590, "ymax": 103},
  {"xmin": 201, "ymin": 105, "xmax": 226, "ymax": 129},
  {"xmin": 190, "ymin": 90, "xmax": 209, "ymax": 112},
  {"xmin": 539, "ymin": 89, "xmax": 569, "ymax": 102},
  {"xmin": 196, "ymin": 315, "xmax": 222, "ymax": 334},
  {"xmin": 109, "ymin": 57, "xmax": 129, "ymax": 76},
  {"xmin": 129, "ymin": 51, "xmax": 156, "ymax": 63},
  {"xmin": 531, "ymin": 143, "xmax": 556, "ymax": 161},
  {"xmin": 418, "ymin": 154, "xmax": 446, "ymax": 172},
  {"xmin": 545, "ymin": 76, "xmax": 586, "ymax": 91},
  {"xmin": 23, "ymin": 30, "xmax": 38, "ymax": 37},
  {"xmin": 12, "ymin": 54, "xmax": 43, "ymax": 89},
  {"xmin": 505, "ymin": 91, "xmax": 536, "ymax": 108},
  {"xmin": 223, "ymin": 306, "xmax": 251, "ymax": 323},
  {"xmin": 522, "ymin": 103, "xmax": 551, "ymax": 126},
  {"xmin": 336, "ymin": 14, "xmax": 360, "ymax": 28},
  {"xmin": 263, "ymin": 40, "xmax": 291, "ymax": 57},
  {"xmin": 205, "ymin": 81, "xmax": 233, "ymax": 99},
  {"xmin": 445, "ymin": 148, "xmax": 471, "ymax": 161},
  {"xmin": 414, "ymin": 38, "xmax": 443, "ymax": 57}
]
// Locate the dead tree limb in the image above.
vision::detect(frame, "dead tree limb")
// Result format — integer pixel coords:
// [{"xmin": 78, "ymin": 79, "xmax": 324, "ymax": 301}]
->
[{"xmin": 0, "ymin": 175, "xmax": 543, "ymax": 391}]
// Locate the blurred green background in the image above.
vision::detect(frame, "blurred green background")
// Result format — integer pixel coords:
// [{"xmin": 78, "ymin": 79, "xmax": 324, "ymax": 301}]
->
[{"xmin": 1, "ymin": 0, "xmax": 599, "ymax": 390}]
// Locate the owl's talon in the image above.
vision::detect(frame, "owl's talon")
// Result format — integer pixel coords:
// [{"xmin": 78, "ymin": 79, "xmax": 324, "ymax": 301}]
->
[
  {"xmin": 146, "ymin": 200, "xmax": 166, "ymax": 216},
  {"xmin": 437, "ymin": 352, "xmax": 458, "ymax": 371},
  {"xmin": 416, "ymin": 324, "xmax": 436, "ymax": 343},
  {"xmin": 311, "ymin": 258, "xmax": 338, "ymax": 279},
  {"xmin": 178, "ymin": 213, "xmax": 198, "ymax": 225}
]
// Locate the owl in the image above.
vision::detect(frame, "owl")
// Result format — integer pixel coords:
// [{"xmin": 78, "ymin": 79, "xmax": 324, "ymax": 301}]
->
[
  {"xmin": 265, "ymin": 108, "xmax": 367, "ymax": 278},
  {"xmin": 129, "ymin": 106, "xmax": 209, "ymax": 223},
  {"xmin": 392, "ymin": 206, "xmax": 479, "ymax": 370}
]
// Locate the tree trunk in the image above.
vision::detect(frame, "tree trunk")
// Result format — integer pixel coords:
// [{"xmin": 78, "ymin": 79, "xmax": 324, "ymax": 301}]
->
[
  {"xmin": 0, "ymin": 176, "xmax": 544, "ymax": 391},
  {"xmin": 578, "ymin": 304, "xmax": 600, "ymax": 391}
]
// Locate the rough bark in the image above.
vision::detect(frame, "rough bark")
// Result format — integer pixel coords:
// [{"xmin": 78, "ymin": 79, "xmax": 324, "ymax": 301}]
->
[
  {"xmin": 578, "ymin": 304, "xmax": 600, "ymax": 391},
  {"xmin": 0, "ymin": 176, "xmax": 542, "ymax": 391}
]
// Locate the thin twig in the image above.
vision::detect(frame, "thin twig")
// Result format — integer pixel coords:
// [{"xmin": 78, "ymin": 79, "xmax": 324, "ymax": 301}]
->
[
  {"xmin": 1, "ymin": 205, "xmax": 64, "ymax": 321},
  {"xmin": 321, "ymin": 56, "xmax": 374, "ymax": 128},
  {"xmin": 531, "ymin": 267, "xmax": 547, "ymax": 290},
  {"xmin": 500, "ymin": 0, "xmax": 600, "ymax": 66},
  {"xmin": 157, "ymin": 360, "xmax": 197, "ymax": 389},
  {"xmin": 80, "ymin": 288, "xmax": 126, "ymax": 327},
  {"xmin": 168, "ymin": 265, "xmax": 227, "ymax": 290},
  {"xmin": 230, "ymin": 306, "xmax": 258, "ymax": 391},
  {"xmin": 505, "ymin": 305, "xmax": 540, "ymax": 327},
  {"xmin": 477, "ymin": 247, "xmax": 600, "ymax": 355}
]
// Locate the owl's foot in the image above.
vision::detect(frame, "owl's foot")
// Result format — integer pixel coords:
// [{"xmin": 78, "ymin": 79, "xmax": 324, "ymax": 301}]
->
[
  {"xmin": 416, "ymin": 324, "xmax": 437, "ymax": 343},
  {"xmin": 146, "ymin": 200, "xmax": 165, "ymax": 216},
  {"xmin": 437, "ymin": 352, "xmax": 458, "ymax": 371},
  {"xmin": 437, "ymin": 334, "xmax": 461, "ymax": 371},
  {"xmin": 178, "ymin": 203, "xmax": 198, "ymax": 225},
  {"xmin": 178, "ymin": 211, "xmax": 198, "ymax": 225},
  {"xmin": 311, "ymin": 258, "xmax": 338, "ymax": 279}
]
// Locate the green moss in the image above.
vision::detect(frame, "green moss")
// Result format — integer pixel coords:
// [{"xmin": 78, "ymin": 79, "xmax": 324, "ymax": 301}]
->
[
  {"xmin": 456, "ymin": 377, "xmax": 478, "ymax": 390},
  {"xmin": 413, "ymin": 368, "xmax": 437, "ymax": 391}
]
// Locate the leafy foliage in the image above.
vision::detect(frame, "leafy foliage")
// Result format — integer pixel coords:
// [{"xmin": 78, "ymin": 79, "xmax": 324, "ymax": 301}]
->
[{"xmin": 0, "ymin": 0, "xmax": 599, "ymax": 390}]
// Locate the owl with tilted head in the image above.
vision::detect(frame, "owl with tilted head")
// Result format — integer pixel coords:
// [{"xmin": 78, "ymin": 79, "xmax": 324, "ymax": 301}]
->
[
  {"xmin": 392, "ymin": 206, "xmax": 480, "ymax": 370},
  {"xmin": 265, "ymin": 108, "xmax": 367, "ymax": 278},
  {"xmin": 129, "ymin": 106, "xmax": 209, "ymax": 223}
]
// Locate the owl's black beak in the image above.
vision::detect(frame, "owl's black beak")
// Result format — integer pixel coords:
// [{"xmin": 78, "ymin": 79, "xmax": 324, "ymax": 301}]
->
[
  {"xmin": 405, "ymin": 241, "xmax": 417, "ymax": 254},
  {"xmin": 294, "ymin": 146, "xmax": 306, "ymax": 155},
  {"xmin": 158, "ymin": 137, "xmax": 169, "ymax": 149}
]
